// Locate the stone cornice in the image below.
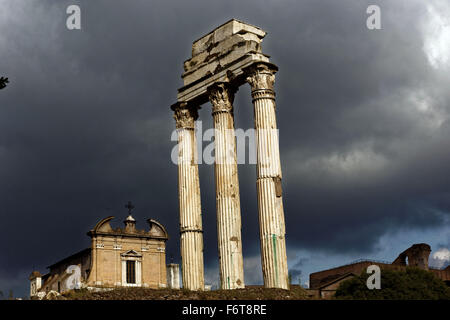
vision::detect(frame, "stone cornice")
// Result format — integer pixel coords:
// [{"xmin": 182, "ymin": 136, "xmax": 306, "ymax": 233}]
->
[
  {"xmin": 177, "ymin": 53, "xmax": 271, "ymax": 104},
  {"xmin": 88, "ymin": 230, "xmax": 168, "ymax": 241}
]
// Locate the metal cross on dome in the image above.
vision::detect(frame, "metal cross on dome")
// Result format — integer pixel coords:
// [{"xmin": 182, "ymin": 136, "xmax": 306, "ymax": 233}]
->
[{"xmin": 125, "ymin": 201, "xmax": 135, "ymax": 215}]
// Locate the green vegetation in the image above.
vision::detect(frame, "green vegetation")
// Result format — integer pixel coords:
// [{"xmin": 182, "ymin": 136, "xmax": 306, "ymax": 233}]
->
[{"xmin": 335, "ymin": 268, "xmax": 450, "ymax": 300}]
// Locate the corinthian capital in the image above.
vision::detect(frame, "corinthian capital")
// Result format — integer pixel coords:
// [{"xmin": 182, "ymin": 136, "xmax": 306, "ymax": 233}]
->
[
  {"xmin": 245, "ymin": 63, "xmax": 277, "ymax": 91},
  {"xmin": 173, "ymin": 103, "xmax": 198, "ymax": 129},
  {"xmin": 208, "ymin": 83, "xmax": 235, "ymax": 114}
]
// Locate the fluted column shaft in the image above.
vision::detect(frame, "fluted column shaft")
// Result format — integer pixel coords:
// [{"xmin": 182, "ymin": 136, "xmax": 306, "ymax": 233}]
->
[
  {"xmin": 246, "ymin": 63, "xmax": 289, "ymax": 289},
  {"xmin": 173, "ymin": 103, "xmax": 204, "ymax": 291},
  {"xmin": 208, "ymin": 83, "xmax": 245, "ymax": 289}
]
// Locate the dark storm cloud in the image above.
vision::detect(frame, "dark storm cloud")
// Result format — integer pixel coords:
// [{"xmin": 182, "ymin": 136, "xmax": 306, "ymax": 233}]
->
[
  {"xmin": 287, "ymin": 257, "xmax": 308, "ymax": 284},
  {"xmin": 0, "ymin": 0, "xmax": 449, "ymax": 295},
  {"xmin": 277, "ymin": 0, "xmax": 450, "ymax": 253}
]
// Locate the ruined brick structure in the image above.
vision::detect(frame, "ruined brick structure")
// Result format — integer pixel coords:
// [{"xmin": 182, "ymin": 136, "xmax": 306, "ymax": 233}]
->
[
  {"xmin": 309, "ymin": 243, "xmax": 450, "ymax": 298},
  {"xmin": 392, "ymin": 243, "xmax": 431, "ymax": 269}
]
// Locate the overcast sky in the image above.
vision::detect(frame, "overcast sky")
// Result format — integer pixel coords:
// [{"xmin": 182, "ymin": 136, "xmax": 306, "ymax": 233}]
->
[{"xmin": 1, "ymin": 0, "xmax": 449, "ymax": 297}]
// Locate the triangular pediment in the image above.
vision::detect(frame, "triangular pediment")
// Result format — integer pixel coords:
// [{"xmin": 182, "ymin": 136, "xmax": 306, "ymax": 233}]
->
[{"xmin": 120, "ymin": 250, "xmax": 142, "ymax": 257}]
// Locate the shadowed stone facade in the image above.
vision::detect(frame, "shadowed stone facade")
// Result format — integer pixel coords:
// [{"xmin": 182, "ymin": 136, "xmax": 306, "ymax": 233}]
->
[
  {"xmin": 29, "ymin": 214, "xmax": 169, "ymax": 298},
  {"xmin": 87, "ymin": 216, "xmax": 168, "ymax": 288}
]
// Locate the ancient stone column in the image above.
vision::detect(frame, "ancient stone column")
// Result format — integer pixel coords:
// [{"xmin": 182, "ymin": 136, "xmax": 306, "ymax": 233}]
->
[
  {"xmin": 208, "ymin": 83, "xmax": 245, "ymax": 289},
  {"xmin": 246, "ymin": 63, "xmax": 289, "ymax": 289},
  {"xmin": 173, "ymin": 103, "xmax": 205, "ymax": 291}
]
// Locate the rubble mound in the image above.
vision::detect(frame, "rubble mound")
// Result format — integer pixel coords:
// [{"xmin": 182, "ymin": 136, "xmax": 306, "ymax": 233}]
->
[{"xmin": 62, "ymin": 286, "xmax": 309, "ymax": 300}]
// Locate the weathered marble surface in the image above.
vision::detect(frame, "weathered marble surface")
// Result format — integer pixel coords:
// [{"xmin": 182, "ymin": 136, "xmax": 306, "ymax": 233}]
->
[
  {"xmin": 173, "ymin": 20, "xmax": 289, "ymax": 291},
  {"xmin": 178, "ymin": 19, "xmax": 269, "ymax": 103}
]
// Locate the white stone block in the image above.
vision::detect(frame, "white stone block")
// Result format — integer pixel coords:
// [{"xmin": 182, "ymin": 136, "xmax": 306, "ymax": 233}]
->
[
  {"xmin": 167, "ymin": 264, "xmax": 180, "ymax": 289},
  {"xmin": 192, "ymin": 19, "xmax": 265, "ymax": 56}
]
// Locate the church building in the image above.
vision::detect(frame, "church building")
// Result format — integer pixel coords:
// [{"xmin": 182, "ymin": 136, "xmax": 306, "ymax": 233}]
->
[{"xmin": 30, "ymin": 205, "xmax": 173, "ymax": 298}]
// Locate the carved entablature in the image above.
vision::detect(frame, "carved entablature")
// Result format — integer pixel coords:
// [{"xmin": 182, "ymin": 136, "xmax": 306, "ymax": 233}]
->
[
  {"xmin": 245, "ymin": 63, "xmax": 277, "ymax": 92},
  {"xmin": 176, "ymin": 20, "xmax": 272, "ymax": 104},
  {"xmin": 208, "ymin": 83, "xmax": 236, "ymax": 114},
  {"xmin": 172, "ymin": 103, "xmax": 198, "ymax": 129}
]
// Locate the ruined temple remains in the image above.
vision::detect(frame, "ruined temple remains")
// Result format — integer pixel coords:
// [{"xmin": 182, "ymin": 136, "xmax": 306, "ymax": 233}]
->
[
  {"xmin": 309, "ymin": 243, "xmax": 450, "ymax": 298},
  {"xmin": 392, "ymin": 243, "xmax": 431, "ymax": 269},
  {"xmin": 172, "ymin": 19, "xmax": 289, "ymax": 290}
]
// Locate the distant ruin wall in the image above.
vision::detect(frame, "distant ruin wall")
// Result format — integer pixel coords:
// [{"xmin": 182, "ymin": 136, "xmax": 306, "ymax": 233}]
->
[
  {"xmin": 310, "ymin": 243, "xmax": 448, "ymax": 290},
  {"xmin": 392, "ymin": 243, "xmax": 431, "ymax": 270}
]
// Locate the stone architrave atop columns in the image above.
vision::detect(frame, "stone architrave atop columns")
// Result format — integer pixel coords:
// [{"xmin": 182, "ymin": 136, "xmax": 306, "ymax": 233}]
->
[
  {"xmin": 246, "ymin": 63, "xmax": 289, "ymax": 289},
  {"xmin": 208, "ymin": 83, "xmax": 245, "ymax": 289},
  {"xmin": 173, "ymin": 103, "xmax": 205, "ymax": 291}
]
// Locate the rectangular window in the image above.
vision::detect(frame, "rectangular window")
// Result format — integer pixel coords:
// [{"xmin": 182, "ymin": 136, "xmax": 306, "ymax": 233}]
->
[{"xmin": 126, "ymin": 260, "xmax": 136, "ymax": 284}]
